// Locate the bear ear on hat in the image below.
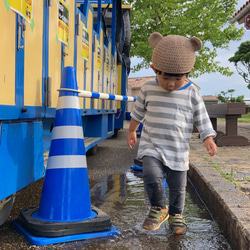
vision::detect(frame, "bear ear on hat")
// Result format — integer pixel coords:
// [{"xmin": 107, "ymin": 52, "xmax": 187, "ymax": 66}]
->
[
  {"xmin": 190, "ymin": 37, "xmax": 202, "ymax": 52},
  {"xmin": 148, "ymin": 32, "xmax": 163, "ymax": 48}
]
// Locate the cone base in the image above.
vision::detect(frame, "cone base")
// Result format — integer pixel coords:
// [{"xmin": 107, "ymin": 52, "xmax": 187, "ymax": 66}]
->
[
  {"xmin": 12, "ymin": 219, "xmax": 120, "ymax": 246},
  {"xmin": 131, "ymin": 164, "xmax": 143, "ymax": 171},
  {"xmin": 13, "ymin": 206, "xmax": 114, "ymax": 239},
  {"xmin": 131, "ymin": 158, "xmax": 143, "ymax": 171}
]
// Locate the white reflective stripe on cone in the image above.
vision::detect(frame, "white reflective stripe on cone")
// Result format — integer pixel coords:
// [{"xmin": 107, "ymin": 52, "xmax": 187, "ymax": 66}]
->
[
  {"xmin": 47, "ymin": 155, "xmax": 87, "ymax": 169},
  {"xmin": 57, "ymin": 96, "xmax": 80, "ymax": 110},
  {"xmin": 52, "ymin": 126, "xmax": 83, "ymax": 140}
]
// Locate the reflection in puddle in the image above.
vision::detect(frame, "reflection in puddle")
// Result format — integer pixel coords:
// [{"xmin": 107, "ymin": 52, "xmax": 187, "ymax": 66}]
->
[{"xmin": 67, "ymin": 171, "xmax": 231, "ymax": 249}]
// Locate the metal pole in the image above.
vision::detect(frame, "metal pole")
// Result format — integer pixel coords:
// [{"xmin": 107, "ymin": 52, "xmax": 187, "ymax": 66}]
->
[{"xmin": 58, "ymin": 88, "xmax": 137, "ymax": 102}]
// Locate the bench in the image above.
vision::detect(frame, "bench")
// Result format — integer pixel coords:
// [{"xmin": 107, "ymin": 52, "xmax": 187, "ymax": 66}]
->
[{"xmin": 205, "ymin": 102, "xmax": 249, "ymax": 146}]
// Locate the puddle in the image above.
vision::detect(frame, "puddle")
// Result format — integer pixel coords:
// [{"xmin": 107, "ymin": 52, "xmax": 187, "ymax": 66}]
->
[{"xmin": 62, "ymin": 171, "xmax": 231, "ymax": 249}]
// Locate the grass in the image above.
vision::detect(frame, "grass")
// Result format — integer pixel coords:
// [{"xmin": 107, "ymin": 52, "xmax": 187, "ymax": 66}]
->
[
  {"xmin": 210, "ymin": 163, "xmax": 242, "ymax": 188},
  {"xmin": 201, "ymin": 111, "xmax": 250, "ymax": 187},
  {"xmin": 209, "ymin": 162, "xmax": 250, "ymax": 188},
  {"xmin": 218, "ymin": 113, "xmax": 250, "ymax": 123},
  {"xmin": 238, "ymin": 113, "xmax": 250, "ymax": 123},
  {"xmin": 202, "ymin": 157, "xmax": 243, "ymax": 188}
]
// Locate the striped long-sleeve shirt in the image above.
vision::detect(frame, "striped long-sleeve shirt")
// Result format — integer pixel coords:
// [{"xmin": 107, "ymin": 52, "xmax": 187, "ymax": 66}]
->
[{"xmin": 131, "ymin": 79, "xmax": 216, "ymax": 171}]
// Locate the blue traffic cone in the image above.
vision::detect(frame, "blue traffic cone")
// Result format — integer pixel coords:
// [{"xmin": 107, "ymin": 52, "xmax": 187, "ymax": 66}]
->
[
  {"xmin": 37, "ymin": 66, "xmax": 92, "ymax": 221},
  {"xmin": 12, "ymin": 67, "xmax": 120, "ymax": 246}
]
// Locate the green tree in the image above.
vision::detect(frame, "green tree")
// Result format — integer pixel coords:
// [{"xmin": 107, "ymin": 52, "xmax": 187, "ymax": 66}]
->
[
  {"xmin": 125, "ymin": 0, "xmax": 244, "ymax": 77},
  {"xmin": 228, "ymin": 41, "xmax": 250, "ymax": 89},
  {"xmin": 217, "ymin": 89, "xmax": 244, "ymax": 103}
]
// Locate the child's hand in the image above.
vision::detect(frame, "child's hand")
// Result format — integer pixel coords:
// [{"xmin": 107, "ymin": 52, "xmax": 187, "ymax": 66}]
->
[
  {"xmin": 127, "ymin": 132, "xmax": 137, "ymax": 148},
  {"xmin": 204, "ymin": 136, "xmax": 217, "ymax": 156}
]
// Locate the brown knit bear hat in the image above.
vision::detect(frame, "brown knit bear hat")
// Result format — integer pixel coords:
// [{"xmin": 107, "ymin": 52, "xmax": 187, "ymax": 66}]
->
[{"xmin": 149, "ymin": 32, "xmax": 202, "ymax": 74}]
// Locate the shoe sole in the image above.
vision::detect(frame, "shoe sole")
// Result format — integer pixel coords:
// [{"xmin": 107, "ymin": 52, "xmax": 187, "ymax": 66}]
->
[
  {"xmin": 175, "ymin": 229, "xmax": 186, "ymax": 235},
  {"xmin": 143, "ymin": 214, "xmax": 169, "ymax": 231}
]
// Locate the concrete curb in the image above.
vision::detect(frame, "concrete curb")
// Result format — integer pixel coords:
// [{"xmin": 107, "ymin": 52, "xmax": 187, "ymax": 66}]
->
[{"xmin": 188, "ymin": 162, "xmax": 250, "ymax": 250}]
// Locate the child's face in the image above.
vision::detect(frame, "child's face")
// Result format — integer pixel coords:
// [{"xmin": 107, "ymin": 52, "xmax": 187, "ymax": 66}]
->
[
  {"xmin": 150, "ymin": 64, "xmax": 191, "ymax": 92},
  {"xmin": 156, "ymin": 74, "xmax": 187, "ymax": 92}
]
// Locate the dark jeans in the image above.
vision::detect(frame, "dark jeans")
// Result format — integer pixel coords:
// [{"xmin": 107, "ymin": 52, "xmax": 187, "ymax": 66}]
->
[{"xmin": 143, "ymin": 156, "xmax": 187, "ymax": 215}]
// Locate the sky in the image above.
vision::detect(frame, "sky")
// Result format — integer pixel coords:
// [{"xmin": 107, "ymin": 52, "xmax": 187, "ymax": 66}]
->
[{"xmin": 129, "ymin": 1, "xmax": 250, "ymax": 100}]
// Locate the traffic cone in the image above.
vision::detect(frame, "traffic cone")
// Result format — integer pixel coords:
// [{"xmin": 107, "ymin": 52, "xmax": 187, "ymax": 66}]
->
[{"xmin": 12, "ymin": 67, "xmax": 120, "ymax": 246}]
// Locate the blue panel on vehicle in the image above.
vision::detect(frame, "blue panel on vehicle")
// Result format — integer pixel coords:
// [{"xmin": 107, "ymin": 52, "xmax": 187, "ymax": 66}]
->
[{"xmin": 0, "ymin": 122, "xmax": 44, "ymax": 200}]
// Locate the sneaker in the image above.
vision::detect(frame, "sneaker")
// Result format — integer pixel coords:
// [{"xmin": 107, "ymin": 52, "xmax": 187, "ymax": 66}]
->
[
  {"xmin": 168, "ymin": 214, "xmax": 187, "ymax": 235},
  {"xmin": 143, "ymin": 206, "xmax": 169, "ymax": 231}
]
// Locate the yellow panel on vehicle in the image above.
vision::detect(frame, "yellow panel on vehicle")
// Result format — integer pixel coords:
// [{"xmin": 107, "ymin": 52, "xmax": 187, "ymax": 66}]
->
[
  {"xmin": 0, "ymin": 3, "xmax": 16, "ymax": 105},
  {"xmin": 92, "ymin": 38, "xmax": 99, "ymax": 109},
  {"xmin": 117, "ymin": 65, "xmax": 122, "ymax": 109},
  {"xmin": 100, "ymin": 28, "xmax": 104, "ymax": 85},
  {"xmin": 91, "ymin": 4, "xmax": 131, "ymax": 9},
  {"xmin": 94, "ymin": 29, "xmax": 104, "ymax": 109},
  {"xmin": 107, "ymin": 41, "xmax": 111, "ymax": 108},
  {"xmin": 49, "ymin": 0, "xmax": 63, "ymax": 108},
  {"xmin": 84, "ymin": 9, "xmax": 93, "ymax": 109},
  {"xmin": 103, "ymin": 43, "xmax": 110, "ymax": 109},
  {"xmin": 76, "ymin": 20, "xmax": 85, "ymax": 109},
  {"xmin": 24, "ymin": 1, "xmax": 43, "ymax": 106},
  {"xmin": 111, "ymin": 52, "xmax": 118, "ymax": 110},
  {"xmin": 64, "ymin": 0, "xmax": 75, "ymax": 67}
]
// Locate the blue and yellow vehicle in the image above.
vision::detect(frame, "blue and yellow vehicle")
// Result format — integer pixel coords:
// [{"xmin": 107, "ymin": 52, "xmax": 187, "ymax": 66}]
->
[{"xmin": 0, "ymin": 0, "xmax": 131, "ymax": 225}]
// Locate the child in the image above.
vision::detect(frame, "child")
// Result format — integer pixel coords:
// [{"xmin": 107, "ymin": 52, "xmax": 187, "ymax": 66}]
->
[{"xmin": 127, "ymin": 32, "xmax": 217, "ymax": 235}]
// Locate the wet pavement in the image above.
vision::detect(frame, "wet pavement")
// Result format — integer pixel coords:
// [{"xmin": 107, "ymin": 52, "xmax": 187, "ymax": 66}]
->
[
  {"xmin": 0, "ymin": 120, "xmax": 249, "ymax": 249},
  {"xmin": 78, "ymin": 172, "xmax": 231, "ymax": 249}
]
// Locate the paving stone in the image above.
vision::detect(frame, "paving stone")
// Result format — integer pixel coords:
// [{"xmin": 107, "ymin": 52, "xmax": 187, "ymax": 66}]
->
[{"xmin": 189, "ymin": 120, "xmax": 250, "ymax": 250}]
